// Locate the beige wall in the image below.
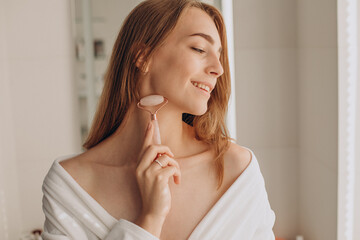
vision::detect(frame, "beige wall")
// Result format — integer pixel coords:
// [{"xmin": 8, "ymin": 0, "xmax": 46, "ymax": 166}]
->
[
  {"xmin": 297, "ymin": 0, "xmax": 338, "ymax": 239},
  {"xmin": 233, "ymin": 0, "xmax": 299, "ymax": 238},
  {"xmin": 0, "ymin": 0, "xmax": 22, "ymax": 237},
  {"xmin": 234, "ymin": 0, "xmax": 338, "ymax": 239},
  {"xmin": 0, "ymin": 0, "xmax": 81, "ymax": 238}
]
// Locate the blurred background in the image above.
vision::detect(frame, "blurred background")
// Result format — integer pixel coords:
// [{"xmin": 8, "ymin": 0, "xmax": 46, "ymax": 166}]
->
[{"xmin": 0, "ymin": 0, "xmax": 359, "ymax": 239}]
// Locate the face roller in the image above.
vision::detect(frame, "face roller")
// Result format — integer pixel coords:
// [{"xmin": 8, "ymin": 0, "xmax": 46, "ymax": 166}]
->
[{"xmin": 137, "ymin": 95, "xmax": 168, "ymax": 144}]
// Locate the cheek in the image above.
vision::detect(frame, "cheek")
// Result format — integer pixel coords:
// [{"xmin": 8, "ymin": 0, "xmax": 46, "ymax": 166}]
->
[{"xmin": 150, "ymin": 49, "xmax": 197, "ymax": 87}]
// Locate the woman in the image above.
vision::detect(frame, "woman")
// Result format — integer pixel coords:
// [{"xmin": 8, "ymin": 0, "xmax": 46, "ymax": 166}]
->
[{"xmin": 41, "ymin": 0, "xmax": 276, "ymax": 239}]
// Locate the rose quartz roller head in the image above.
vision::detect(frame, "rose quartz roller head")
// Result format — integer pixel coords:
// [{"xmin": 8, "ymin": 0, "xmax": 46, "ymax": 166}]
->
[{"xmin": 137, "ymin": 95, "xmax": 168, "ymax": 144}]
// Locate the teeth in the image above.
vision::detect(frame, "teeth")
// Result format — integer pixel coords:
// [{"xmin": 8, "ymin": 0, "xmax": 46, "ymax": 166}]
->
[{"xmin": 192, "ymin": 82, "xmax": 210, "ymax": 92}]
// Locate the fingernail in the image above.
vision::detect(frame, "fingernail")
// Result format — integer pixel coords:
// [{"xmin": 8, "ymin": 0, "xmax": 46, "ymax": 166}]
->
[{"xmin": 147, "ymin": 122, "xmax": 152, "ymax": 130}]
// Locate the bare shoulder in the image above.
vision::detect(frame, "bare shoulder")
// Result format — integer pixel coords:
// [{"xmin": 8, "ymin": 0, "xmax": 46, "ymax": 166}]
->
[
  {"xmin": 59, "ymin": 154, "xmax": 82, "ymax": 174},
  {"xmin": 223, "ymin": 142, "xmax": 252, "ymax": 179},
  {"xmin": 59, "ymin": 153, "xmax": 94, "ymax": 186}
]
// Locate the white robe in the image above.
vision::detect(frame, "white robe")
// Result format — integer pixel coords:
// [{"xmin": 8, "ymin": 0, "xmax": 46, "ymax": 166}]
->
[{"xmin": 41, "ymin": 147, "xmax": 276, "ymax": 240}]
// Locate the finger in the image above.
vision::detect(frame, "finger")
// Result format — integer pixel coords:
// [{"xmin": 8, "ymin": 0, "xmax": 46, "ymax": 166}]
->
[
  {"xmin": 137, "ymin": 145, "xmax": 174, "ymax": 171},
  {"xmin": 150, "ymin": 156, "xmax": 181, "ymax": 184},
  {"xmin": 152, "ymin": 155, "xmax": 180, "ymax": 170},
  {"xmin": 151, "ymin": 158, "xmax": 166, "ymax": 169},
  {"xmin": 166, "ymin": 158, "xmax": 181, "ymax": 184},
  {"xmin": 137, "ymin": 121, "xmax": 156, "ymax": 166},
  {"xmin": 141, "ymin": 121, "xmax": 154, "ymax": 154},
  {"xmin": 158, "ymin": 166, "xmax": 181, "ymax": 185}
]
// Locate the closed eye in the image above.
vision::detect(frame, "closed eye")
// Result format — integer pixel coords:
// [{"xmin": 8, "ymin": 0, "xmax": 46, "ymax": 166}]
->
[{"xmin": 192, "ymin": 47, "xmax": 205, "ymax": 54}]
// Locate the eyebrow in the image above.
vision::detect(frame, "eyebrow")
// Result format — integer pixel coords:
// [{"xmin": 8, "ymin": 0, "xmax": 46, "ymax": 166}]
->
[{"xmin": 189, "ymin": 33, "xmax": 223, "ymax": 54}]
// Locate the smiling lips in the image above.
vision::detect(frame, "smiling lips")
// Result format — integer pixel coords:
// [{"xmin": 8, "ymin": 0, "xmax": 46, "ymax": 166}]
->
[{"xmin": 191, "ymin": 81, "xmax": 213, "ymax": 93}]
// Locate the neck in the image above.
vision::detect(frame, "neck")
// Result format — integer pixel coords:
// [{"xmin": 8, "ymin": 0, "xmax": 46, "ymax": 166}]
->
[{"xmin": 88, "ymin": 101, "xmax": 202, "ymax": 166}]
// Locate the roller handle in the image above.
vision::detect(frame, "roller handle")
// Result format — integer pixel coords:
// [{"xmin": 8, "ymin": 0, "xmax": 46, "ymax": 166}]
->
[{"xmin": 152, "ymin": 119, "xmax": 161, "ymax": 145}]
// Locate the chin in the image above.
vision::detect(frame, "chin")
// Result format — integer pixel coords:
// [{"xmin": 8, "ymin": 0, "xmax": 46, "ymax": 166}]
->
[
  {"xmin": 175, "ymin": 96, "xmax": 209, "ymax": 115},
  {"xmin": 188, "ymin": 105, "xmax": 208, "ymax": 116}
]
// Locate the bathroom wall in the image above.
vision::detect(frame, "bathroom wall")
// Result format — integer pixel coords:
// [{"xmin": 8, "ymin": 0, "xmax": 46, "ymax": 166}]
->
[
  {"xmin": 297, "ymin": 0, "xmax": 338, "ymax": 239},
  {"xmin": 233, "ymin": 0, "xmax": 299, "ymax": 238},
  {"xmin": 0, "ymin": 0, "xmax": 81, "ymax": 238},
  {"xmin": 233, "ymin": 0, "xmax": 338, "ymax": 239},
  {"xmin": 0, "ymin": 1, "xmax": 23, "ymax": 238}
]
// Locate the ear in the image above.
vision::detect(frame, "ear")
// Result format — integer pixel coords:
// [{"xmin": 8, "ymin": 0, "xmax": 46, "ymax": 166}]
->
[{"xmin": 135, "ymin": 47, "xmax": 151, "ymax": 73}]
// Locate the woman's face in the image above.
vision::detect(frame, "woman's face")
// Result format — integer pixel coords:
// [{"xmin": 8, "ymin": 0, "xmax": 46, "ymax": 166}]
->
[{"xmin": 139, "ymin": 7, "xmax": 224, "ymax": 116}]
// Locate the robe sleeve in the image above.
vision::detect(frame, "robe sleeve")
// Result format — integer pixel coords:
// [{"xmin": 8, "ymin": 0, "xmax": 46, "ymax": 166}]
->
[
  {"xmin": 41, "ymin": 159, "xmax": 160, "ymax": 240},
  {"xmin": 251, "ymin": 190, "xmax": 276, "ymax": 240},
  {"xmin": 41, "ymin": 193, "xmax": 159, "ymax": 240},
  {"xmin": 250, "ymin": 149, "xmax": 276, "ymax": 240},
  {"xmin": 104, "ymin": 219, "xmax": 160, "ymax": 240},
  {"xmin": 41, "ymin": 213, "xmax": 159, "ymax": 240}
]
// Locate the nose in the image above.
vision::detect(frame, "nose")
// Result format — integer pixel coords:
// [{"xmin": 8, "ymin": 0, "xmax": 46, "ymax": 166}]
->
[{"xmin": 206, "ymin": 53, "xmax": 224, "ymax": 77}]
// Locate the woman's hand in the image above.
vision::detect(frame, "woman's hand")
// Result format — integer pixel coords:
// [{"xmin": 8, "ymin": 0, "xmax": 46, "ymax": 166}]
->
[{"xmin": 134, "ymin": 120, "xmax": 181, "ymax": 237}]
